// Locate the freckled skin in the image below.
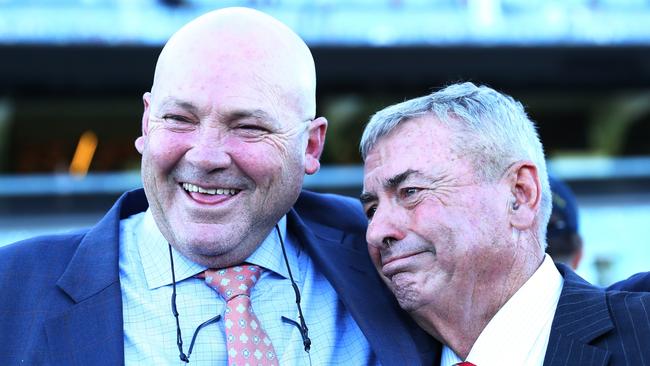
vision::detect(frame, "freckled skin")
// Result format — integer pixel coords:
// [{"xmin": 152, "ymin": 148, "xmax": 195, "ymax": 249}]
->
[
  {"xmin": 134, "ymin": 8, "xmax": 327, "ymax": 269},
  {"xmin": 361, "ymin": 115, "xmax": 543, "ymax": 359}
]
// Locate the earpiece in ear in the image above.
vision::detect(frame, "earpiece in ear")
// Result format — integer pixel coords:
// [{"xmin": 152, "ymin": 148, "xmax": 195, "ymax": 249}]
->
[{"xmin": 512, "ymin": 201, "xmax": 520, "ymax": 211}]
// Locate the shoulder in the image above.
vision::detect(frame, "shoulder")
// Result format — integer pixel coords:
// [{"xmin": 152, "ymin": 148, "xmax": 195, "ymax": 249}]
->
[
  {"xmin": 558, "ymin": 264, "xmax": 650, "ymax": 315},
  {"xmin": 294, "ymin": 190, "xmax": 367, "ymax": 231},
  {"xmin": 607, "ymin": 271, "xmax": 650, "ymax": 292},
  {"xmin": 0, "ymin": 231, "xmax": 87, "ymax": 274},
  {"xmin": 555, "ymin": 265, "xmax": 650, "ymax": 363},
  {"xmin": 603, "ymin": 290, "xmax": 650, "ymax": 362},
  {"xmin": 605, "ymin": 289, "xmax": 650, "ymax": 320},
  {"xmin": 0, "ymin": 232, "xmax": 88, "ymax": 317}
]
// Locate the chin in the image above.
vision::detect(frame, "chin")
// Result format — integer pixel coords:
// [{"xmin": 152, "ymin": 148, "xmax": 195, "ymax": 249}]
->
[
  {"xmin": 174, "ymin": 239, "xmax": 242, "ymax": 267},
  {"xmin": 183, "ymin": 227, "xmax": 259, "ymax": 261},
  {"xmin": 183, "ymin": 234, "xmax": 236, "ymax": 256},
  {"xmin": 390, "ymin": 273, "xmax": 423, "ymax": 311},
  {"xmin": 393, "ymin": 286, "xmax": 423, "ymax": 311}
]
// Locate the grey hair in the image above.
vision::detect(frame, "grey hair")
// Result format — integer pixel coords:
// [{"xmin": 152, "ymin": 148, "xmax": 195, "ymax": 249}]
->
[{"xmin": 360, "ymin": 82, "xmax": 551, "ymax": 248}]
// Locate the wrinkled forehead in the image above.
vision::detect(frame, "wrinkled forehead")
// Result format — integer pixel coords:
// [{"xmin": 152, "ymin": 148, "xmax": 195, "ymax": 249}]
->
[
  {"xmin": 362, "ymin": 117, "xmax": 466, "ymax": 190},
  {"xmin": 362, "ymin": 125, "xmax": 419, "ymax": 188}
]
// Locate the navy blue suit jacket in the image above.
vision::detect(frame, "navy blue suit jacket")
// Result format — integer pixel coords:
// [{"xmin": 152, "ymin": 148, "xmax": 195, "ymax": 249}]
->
[
  {"xmin": 608, "ymin": 271, "xmax": 650, "ymax": 292},
  {"xmin": 542, "ymin": 264, "xmax": 650, "ymax": 365},
  {"xmin": 0, "ymin": 189, "xmax": 437, "ymax": 366}
]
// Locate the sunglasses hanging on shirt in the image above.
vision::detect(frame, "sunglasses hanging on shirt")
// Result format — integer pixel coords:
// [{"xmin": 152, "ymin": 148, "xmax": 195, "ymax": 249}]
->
[{"xmin": 169, "ymin": 224, "xmax": 311, "ymax": 363}]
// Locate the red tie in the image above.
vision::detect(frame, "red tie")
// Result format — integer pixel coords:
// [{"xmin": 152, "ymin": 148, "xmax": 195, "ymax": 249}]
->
[
  {"xmin": 202, "ymin": 264, "xmax": 278, "ymax": 366},
  {"xmin": 455, "ymin": 362, "xmax": 476, "ymax": 366}
]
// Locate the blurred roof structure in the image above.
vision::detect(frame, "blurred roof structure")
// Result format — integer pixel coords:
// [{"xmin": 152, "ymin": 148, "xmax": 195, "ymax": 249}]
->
[{"xmin": 2, "ymin": 0, "xmax": 650, "ymax": 46}]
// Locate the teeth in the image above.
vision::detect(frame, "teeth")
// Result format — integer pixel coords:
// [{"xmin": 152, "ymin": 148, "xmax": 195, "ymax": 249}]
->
[
  {"xmin": 182, "ymin": 183, "xmax": 237, "ymax": 196},
  {"xmin": 198, "ymin": 186, "xmax": 216, "ymax": 194}
]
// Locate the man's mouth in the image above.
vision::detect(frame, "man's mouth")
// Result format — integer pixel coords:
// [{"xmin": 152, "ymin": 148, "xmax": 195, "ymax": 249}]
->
[
  {"xmin": 381, "ymin": 251, "xmax": 426, "ymax": 278},
  {"xmin": 181, "ymin": 182, "xmax": 240, "ymax": 196}
]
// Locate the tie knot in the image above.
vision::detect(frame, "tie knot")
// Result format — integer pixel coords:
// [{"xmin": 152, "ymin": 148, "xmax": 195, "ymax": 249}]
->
[{"xmin": 202, "ymin": 264, "xmax": 262, "ymax": 301}]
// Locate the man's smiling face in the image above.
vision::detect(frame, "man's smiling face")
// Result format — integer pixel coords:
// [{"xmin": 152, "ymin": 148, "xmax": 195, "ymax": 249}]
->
[
  {"xmin": 137, "ymin": 68, "xmax": 310, "ymax": 268},
  {"xmin": 134, "ymin": 10, "xmax": 325, "ymax": 268}
]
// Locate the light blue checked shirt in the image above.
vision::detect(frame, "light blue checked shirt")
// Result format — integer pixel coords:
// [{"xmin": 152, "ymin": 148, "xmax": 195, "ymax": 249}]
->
[{"xmin": 119, "ymin": 209, "xmax": 378, "ymax": 365}]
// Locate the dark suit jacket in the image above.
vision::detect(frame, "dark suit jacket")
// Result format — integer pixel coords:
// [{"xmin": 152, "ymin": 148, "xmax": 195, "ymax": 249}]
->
[
  {"xmin": 543, "ymin": 264, "xmax": 650, "ymax": 365},
  {"xmin": 0, "ymin": 189, "xmax": 437, "ymax": 366},
  {"xmin": 608, "ymin": 271, "xmax": 650, "ymax": 292}
]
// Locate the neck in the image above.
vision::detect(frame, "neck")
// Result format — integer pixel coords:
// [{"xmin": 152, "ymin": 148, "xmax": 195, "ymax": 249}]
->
[{"xmin": 413, "ymin": 242, "xmax": 545, "ymax": 359}]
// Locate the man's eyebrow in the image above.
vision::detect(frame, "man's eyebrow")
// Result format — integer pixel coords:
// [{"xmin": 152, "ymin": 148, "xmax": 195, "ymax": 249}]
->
[
  {"xmin": 227, "ymin": 109, "xmax": 276, "ymax": 121},
  {"xmin": 359, "ymin": 192, "xmax": 377, "ymax": 205},
  {"xmin": 359, "ymin": 169, "xmax": 423, "ymax": 205},
  {"xmin": 386, "ymin": 169, "xmax": 419, "ymax": 189},
  {"xmin": 158, "ymin": 97, "xmax": 200, "ymax": 114},
  {"xmin": 221, "ymin": 109, "xmax": 281, "ymax": 127}
]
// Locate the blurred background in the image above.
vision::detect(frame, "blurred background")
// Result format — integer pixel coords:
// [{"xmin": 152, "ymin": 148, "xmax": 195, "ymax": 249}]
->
[{"xmin": 1, "ymin": 0, "xmax": 649, "ymax": 286}]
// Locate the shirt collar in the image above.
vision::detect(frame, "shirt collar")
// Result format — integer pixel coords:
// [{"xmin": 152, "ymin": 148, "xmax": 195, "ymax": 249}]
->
[
  {"xmin": 441, "ymin": 255, "xmax": 564, "ymax": 366},
  {"xmin": 138, "ymin": 210, "xmax": 299, "ymax": 290}
]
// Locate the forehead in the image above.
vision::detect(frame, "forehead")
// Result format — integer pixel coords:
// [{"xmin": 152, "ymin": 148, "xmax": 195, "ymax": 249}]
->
[
  {"xmin": 363, "ymin": 116, "xmax": 468, "ymax": 187},
  {"xmin": 157, "ymin": 58, "xmax": 282, "ymax": 105},
  {"xmin": 152, "ymin": 38, "xmax": 305, "ymax": 120}
]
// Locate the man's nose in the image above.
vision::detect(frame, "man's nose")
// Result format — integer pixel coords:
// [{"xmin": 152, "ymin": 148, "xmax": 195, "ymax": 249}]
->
[
  {"xmin": 184, "ymin": 128, "xmax": 232, "ymax": 171},
  {"xmin": 366, "ymin": 205, "xmax": 406, "ymax": 249}
]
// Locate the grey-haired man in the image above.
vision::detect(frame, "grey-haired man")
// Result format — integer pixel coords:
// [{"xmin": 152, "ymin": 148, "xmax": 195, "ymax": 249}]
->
[{"xmin": 359, "ymin": 82, "xmax": 650, "ymax": 365}]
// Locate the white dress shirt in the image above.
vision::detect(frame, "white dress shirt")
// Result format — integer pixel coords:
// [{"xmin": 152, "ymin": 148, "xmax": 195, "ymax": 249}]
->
[
  {"xmin": 120, "ymin": 209, "xmax": 376, "ymax": 365},
  {"xmin": 441, "ymin": 255, "xmax": 564, "ymax": 366}
]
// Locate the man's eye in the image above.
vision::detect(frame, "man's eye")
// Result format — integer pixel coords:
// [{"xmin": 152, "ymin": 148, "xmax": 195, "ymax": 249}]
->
[
  {"xmin": 238, "ymin": 124, "xmax": 267, "ymax": 131},
  {"xmin": 401, "ymin": 187, "xmax": 420, "ymax": 197},
  {"xmin": 163, "ymin": 114, "xmax": 192, "ymax": 123},
  {"xmin": 365, "ymin": 206, "xmax": 376, "ymax": 220}
]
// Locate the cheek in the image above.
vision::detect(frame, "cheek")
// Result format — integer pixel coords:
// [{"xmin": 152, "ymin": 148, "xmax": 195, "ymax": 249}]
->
[
  {"xmin": 143, "ymin": 131, "xmax": 187, "ymax": 170},
  {"xmin": 411, "ymin": 212, "xmax": 461, "ymax": 273},
  {"xmin": 232, "ymin": 139, "xmax": 301, "ymax": 176},
  {"xmin": 261, "ymin": 132, "xmax": 305, "ymax": 162},
  {"xmin": 410, "ymin": 206, "xmax": 445, "ymax": 246},
  {"xmin": 233, "ymin": 138, "xmax": 281, "ymax": 160}
]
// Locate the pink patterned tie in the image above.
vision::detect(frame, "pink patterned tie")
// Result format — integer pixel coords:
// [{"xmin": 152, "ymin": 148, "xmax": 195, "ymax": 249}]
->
[{"xmin": 201, "ymin": 264, "xmax": 278, "ymax": 366}]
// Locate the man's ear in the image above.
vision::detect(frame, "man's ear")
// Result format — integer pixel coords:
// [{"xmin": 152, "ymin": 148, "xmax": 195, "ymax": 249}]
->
[
  {"xmin": 134, "ymin": 92, "xmax": 151, "ymax": 154},
  {"xmin": 506, "ymin": 161, "xmax": 541, "ymax": 230},
  {"xmin": 304, "ymin": 116, "xmax": 328, "ymax": 175}
]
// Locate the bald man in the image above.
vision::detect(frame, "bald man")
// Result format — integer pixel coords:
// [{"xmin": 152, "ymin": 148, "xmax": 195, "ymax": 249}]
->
[{"xmin": 0, "ymin": 8, "xmax": 435, "ymax": 366}]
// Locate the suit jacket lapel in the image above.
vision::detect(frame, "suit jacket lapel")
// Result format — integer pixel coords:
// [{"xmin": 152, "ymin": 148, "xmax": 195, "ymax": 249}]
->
[
  {"xmin": 45, "ymin": 190, "xmax": 148, "ymax": 365},
  {"xmin": 543, "ymin": 264, "xmax": 613, "ymax": 366},
  {"xmin": 287, "ymin": 208, "xmax": 436, "ymax": 366},
  {"xmin": 44, "ymin": 282, "xmax": 124, "ymax": 365}
]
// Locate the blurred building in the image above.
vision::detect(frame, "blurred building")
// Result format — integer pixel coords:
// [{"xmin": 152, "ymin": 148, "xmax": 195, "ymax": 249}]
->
[{"xmin": 1, "ymin": 0, "xmax": 650, "ymax": 285}]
